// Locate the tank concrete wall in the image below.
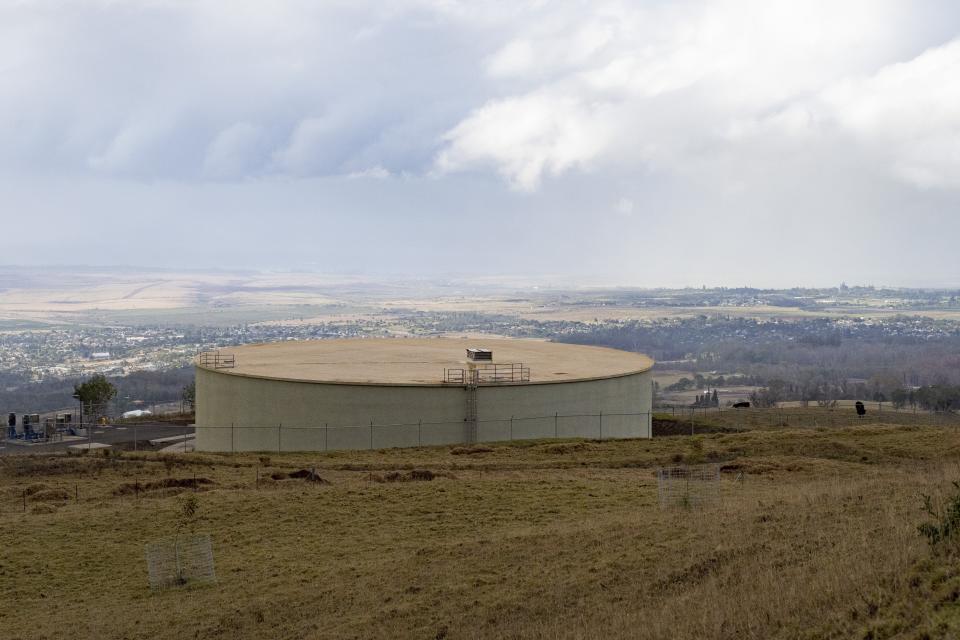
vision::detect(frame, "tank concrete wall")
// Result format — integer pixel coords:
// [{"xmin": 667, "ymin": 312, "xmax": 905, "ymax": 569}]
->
[
  {"xmin": 475, "ymin": 371, "xmax": 652, "ymax": 442},
  {"xmin": 195, "ymin": 367, "xmax": 652, "ymax": 452}
]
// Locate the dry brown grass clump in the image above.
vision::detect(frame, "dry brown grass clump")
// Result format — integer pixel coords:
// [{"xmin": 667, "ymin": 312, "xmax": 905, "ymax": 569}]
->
[
  {"xmin": 449, "ymin": 445, "xmax": 494, "ymax": 455},
  {"xmin": 269, "ymin": 469, "xmax": 330, "ymax": 483},
  {"xmin": 541, "ymin": 441, "xmax": 593, "ymax": 454},
  {"xmin": 29, "ymin": 503, "xmax": 58, "ymax": 514},
  {"xmin": 29, "ymin": 487, "xmax": 71, "ymax": 502},
  {"xmin": 370, "ymin": 469, "xmax": 437, "ymax": 483},
  {"xmin": 113, "ymin": 477, "xmax": 214, "ymax": 496},
  {"xmin": 24, "ymin": 482, "xmax": 51, "ymax": 496}
]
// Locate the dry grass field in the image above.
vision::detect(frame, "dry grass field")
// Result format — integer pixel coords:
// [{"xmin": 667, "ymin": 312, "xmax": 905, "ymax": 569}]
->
[{"xmin": 4, "ymin": 414, "xmax": 960, "ymax": 639}]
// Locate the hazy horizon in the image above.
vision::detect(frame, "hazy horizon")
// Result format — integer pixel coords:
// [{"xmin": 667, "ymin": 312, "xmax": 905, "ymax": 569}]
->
[
  {"xmin": 2, "ymin": 1, "xmax": 959, "ymax": 287},
  {"xmin": 1, "ymin": 263, "xmax": 957, "ymax": 292}
]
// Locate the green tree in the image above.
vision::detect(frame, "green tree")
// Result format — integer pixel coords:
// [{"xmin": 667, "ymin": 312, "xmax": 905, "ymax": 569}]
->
[
  {"xmin": 182, "ymin": 381, "xmax": 196, "ymax": 411},
  {"xmin": 72, "ymin": 374, "xmax": 117, "ymax": 421}
]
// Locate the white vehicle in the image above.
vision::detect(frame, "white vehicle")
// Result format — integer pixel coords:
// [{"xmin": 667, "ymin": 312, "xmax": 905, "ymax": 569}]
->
[{"xmin": 121, "ymin": 409, "xmax": 153, "ymax": 419}]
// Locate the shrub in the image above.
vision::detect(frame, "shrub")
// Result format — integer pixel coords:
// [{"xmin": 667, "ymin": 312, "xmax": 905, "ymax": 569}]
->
[
  {"xmin": 180, "ymin": 493, "xmax": 199, "ymax": 520},
  {"xmin": 919, "ymin": 482, "xmax": 960, "ymax": 546}
]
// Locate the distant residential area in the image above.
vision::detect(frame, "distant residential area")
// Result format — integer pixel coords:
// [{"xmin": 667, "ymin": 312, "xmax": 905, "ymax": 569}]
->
[{"xmin": 3, "ymin": 284, "xmax": 960, "ymax": 415}]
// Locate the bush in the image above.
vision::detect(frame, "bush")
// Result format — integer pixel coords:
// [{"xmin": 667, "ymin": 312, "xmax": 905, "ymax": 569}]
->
[{"xmin": 919, "ymin": 482, "xmax": 960, "ymax": 546}]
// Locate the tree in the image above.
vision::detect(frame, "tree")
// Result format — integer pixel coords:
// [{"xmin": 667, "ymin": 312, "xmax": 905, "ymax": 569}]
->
[
  {"xmin": 750, "ymin": 379, "xmax": 787, "ymax": 408},
  {"xmin": 890, "ymin": 387, "xmax": 912, "ymax": 409},
  {"xmin": 72, "ymin": 374, "xmax": 117, "ymax": 421},
  {"xmin": 182, "ymin": 381, "xmax": 196, "ymax": 411}
]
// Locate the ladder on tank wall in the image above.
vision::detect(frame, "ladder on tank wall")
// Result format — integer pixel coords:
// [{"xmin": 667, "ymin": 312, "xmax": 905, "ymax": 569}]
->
[{"xmin": 465, "ymin": 383, "xmax": 478, "ymax": 444}]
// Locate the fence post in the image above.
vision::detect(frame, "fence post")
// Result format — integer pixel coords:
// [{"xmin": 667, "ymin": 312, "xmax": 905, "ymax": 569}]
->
[
  {"xmin": 370, "ymin": 420, "xmax": 373, "ymax": 450},
  {"xmin": 510, "ymin": 416, "xmax": 513, "ymax": 441},
  {"xmin": 324, "ymin": 423, "xmax": 328, "ymax": 451},
  {"xmin": 231, "ymin": 422, "xmax": 235, "ymax": 453},
  {"xmin": 599, "ymin": 411, "xmax": 603, "ymax": 440},
  {"xmin": 277, "ymin": 424, "xmax": 281, "ymax": 454},
  {"xmin": 555, "ymin": 412, "xmax": 558, "ymax": 439},
  {"xmin": 418, "ymin": 419, "xmax": 422, "ymax": 447},
  {"xmin": 134, "ymin": 424, "xmax": 138, "ymax": 452}
]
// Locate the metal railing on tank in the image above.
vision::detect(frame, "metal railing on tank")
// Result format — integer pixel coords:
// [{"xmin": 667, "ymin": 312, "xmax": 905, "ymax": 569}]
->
[
  {"xmin": 198, "ymin": 351, "xmax": 235, "ymax": 369},
  {"xmin": 443, "ymin": 362, "xmax": 530, "ymax": 384}
]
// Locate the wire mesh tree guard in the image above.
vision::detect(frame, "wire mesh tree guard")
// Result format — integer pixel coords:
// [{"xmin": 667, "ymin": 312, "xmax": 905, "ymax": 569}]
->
[
  {"xmin": 145, "ymin": 533, "xmax": 217, "ymax": 591},
  {"xmin": 656, "ymin": 463, "xmax": 721, "ymax": 509}
]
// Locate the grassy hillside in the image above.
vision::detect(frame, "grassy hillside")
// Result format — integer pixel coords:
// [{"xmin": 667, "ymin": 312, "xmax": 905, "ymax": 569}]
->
[{"xmin": 4, "ymin": 418, "xmax": 960, "ymax": 639}]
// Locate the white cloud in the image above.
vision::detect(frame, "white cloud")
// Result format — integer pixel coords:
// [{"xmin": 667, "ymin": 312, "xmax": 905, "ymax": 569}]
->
[
  {"xmin": 485, "ymin": 39, "xmax": 536, "ymax": 77},
  {"xmin": 435, "ymin": 0, "xmax": 960, "ymax": 191},
  {"xmin": 347, "ymin": 165, "xmax": 391, "ymax": 179},
  {"xmin": 2, "ymin": 0, "xmax": 960, "ymax": 283},
  {"xmin": 202, "ymin": 122, "xmax": 265, "ymax": 179},
  {"xmin": 436, "ymin": 92, "xmax": 613, "ymax": 190},
  {"xmin": 823, "ymin": 38, "xmax": 960, "ymax": 189},
  {"xmin": 272, "ymin": 116, "xmax": 345, "ymax": 176},
  {"xmin": 86, "ymin": 115, "xmax": 177, "ymax": 174}
]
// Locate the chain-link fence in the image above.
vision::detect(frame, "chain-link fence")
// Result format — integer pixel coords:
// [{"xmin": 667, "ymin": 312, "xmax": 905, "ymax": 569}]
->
[
  {"xmin": 6, "ymin": 403, "xmax": 960, "ymax": 455},
  {"xmin": 192, "ymin": 410, "xmax": 654, "ymax": 453},
  {"xmin": 145, "ymin": 533, "xmax": 216, "ymax": 591},
  {"xmin": 656, "ymin": 463, "xmax": 721, "ymax": 509},
  {"xmin": 1, "ymin": 409, "xmax": 655, "ymax": 454}
]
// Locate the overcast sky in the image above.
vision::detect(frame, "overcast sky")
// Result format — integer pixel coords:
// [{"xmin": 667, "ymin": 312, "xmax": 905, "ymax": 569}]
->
[{"xmin": 1, "ymin": 0, "xmax": 959, "ymax": 287}]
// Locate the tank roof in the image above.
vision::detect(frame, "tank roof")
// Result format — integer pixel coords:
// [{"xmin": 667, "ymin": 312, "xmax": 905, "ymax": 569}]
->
[{"xmin": 197, "ymin": 337, "xmax": 654, "ymax": 386}]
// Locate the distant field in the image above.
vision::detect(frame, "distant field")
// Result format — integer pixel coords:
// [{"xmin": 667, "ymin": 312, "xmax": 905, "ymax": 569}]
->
[
  {"xmin": 520, "ymin": 305, "xmax": 960, "ymax": 322},
  {"xmin": 4, "ymin": 412, "xmax": 960, "ymax": 639},
  {"xmin": 75, "ymin": 304, "xmax": 371, "ymax": 328},
  {"xmin": 0, "ymin": 319, "xmax": 62, "ymax": 330},
  {"xmin": 5, "ymin": 268, "xmax": 960, "ymax": 327}
]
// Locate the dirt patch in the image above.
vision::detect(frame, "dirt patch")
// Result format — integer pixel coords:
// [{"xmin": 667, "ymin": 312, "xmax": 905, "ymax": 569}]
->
[
  {"xmin": 113, "ymin": 477, "xmax": 214, "ymax": 496},
  {"xmin": 652, "ymin": 416, "xmax": 737, "ymax": 437},
  {"xmin": 270, "ymin": 469, "xmax": 330, "ymax": 484},
  {"xmin": 450, "ymin": 445, "xmax": 494, "ymax": 455},
  {"xmin": 370, "ymin": 469, "xmax": 437, "ymax": 483}
]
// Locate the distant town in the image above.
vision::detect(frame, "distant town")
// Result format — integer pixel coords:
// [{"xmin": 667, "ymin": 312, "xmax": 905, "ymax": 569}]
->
[{"xmin": 2, "ymin": 281, "xmax": 960, "ymax": 415}]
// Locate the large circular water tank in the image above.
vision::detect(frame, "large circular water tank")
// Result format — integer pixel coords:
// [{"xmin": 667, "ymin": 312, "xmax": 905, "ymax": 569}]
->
[{"xmin": 195, "ymin": 337, "xmax": 654, "ymax": 451}]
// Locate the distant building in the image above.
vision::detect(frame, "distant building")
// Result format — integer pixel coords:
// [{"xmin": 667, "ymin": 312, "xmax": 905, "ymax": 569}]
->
[{"xmin": 90, "ymin": 352, "xmax": 111, "ymax": 360}]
